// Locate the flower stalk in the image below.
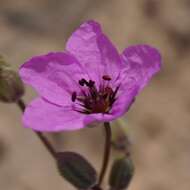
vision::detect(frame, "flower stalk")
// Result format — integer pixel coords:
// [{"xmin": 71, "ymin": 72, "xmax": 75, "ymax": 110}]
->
[
  {"xmin": 17, "ymin": 99, "xmax": 57, "ymax": 159},
  {"xmin": 92, "ymin": 185, "xmax": 103, "ymax": 190},
  {"xmin": 98, "ymin": 122, "xmax": 112, "ymax": 186}
]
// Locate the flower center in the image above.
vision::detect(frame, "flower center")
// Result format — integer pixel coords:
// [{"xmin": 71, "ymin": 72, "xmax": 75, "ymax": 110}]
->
[{"xmin": 71, "ymin": 75, "xmax": 119, "ymax": 114}]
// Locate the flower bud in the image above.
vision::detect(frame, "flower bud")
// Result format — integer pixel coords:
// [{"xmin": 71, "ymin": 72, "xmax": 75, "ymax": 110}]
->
[
  {"xmin": 56, "ymin": 151, "xmax": 97, "ymax": 189},
  {"xmin": 0, "ymin": 55, "xmax": 6, "ymax": 64},
  {"xmin": 109, "ymin": 156, "xmax": 134, "ymax": 190},
  {"xmin": 0, "ymin": 56, "xmax": 24, "ymax": 103}
]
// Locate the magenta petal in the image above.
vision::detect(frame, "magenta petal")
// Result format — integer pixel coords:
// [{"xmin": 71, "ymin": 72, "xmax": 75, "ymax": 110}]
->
[
  {"xmin": 66, "ymin": 20, "xmax": 122, "ymax": 85},
  {"xmin": 19, "ymin": 52, "xmax": 88, "ymax": 106},
  {"xmin": 109, "ymin": 85, "xmax": 139, "ymax": 117},
  {"xmin": 121, "ymin": 44, "xmax": 161, "ymax": 91},
  {"xmin": 23, "ymin": 98, "xmax": 87, "ymax": 132}
]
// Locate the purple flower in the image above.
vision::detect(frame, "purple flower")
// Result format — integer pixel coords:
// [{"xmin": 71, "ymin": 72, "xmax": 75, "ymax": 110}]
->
[{"xmin": 19, "ymin": 20, "xmax": 161, "ymax": 132}]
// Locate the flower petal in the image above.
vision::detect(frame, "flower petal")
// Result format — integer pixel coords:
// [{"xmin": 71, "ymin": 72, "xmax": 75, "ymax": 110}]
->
[
  {"xmin": 109, "ymin": 85, "xmax": 139, "ymax": 117},
  {"xmin": 19, "ymin": 52, "xmax": 88, "ymax": 106},
  {"xmin": 121, "ymin": 44, "xmax": 161, "ymax": 90},
  {"xmin": 66, "ymin": 20, "xmax": 123, "ymax": 86},
  {"xmin": 23, "ymin": 98, "xmax": 87, "ymax": 132}
]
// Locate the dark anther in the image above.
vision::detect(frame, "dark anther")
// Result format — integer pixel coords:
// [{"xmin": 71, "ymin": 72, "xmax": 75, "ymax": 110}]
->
[
  {"xmin": 71, "ymin": 92, "xmax": 77, "ymax": 102},
  {"xmin": 79, "ymin": 79, "xmax": 85, "ymax": 86},
  {"xmin": 88, "ymin": 80, "xmax": 95, "ymax": 87},
  {"xmin": 79, "ymin": 78, "xmax": 91, "ymax": 86},
  {"xmin": 102, "ymin": 75, "xmax": 111, "ymax": 81}
]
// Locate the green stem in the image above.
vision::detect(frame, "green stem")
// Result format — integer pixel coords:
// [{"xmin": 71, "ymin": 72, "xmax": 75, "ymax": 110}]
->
[
  {"xmin": 17, "ymin": 99, "xmax": 57, "ymax": 159},
  {"xmin": 98, "ymin": 122, "xmax": 112, "ymax": 186}
]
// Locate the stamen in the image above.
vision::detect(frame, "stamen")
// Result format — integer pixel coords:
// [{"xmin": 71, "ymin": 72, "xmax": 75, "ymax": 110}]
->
[
  {"xmin": 102, "ymin": 75, "xmax": 111, "ymax": 81},
  {"xmin": 110, "ymin": 86, "xmax": 119, "ymax": 103},
  {"xmin": 71, "ymin": 92, "xmax": 77, "ymax": 102},
  {"xmin": 87, "ymin": 80, "xmax": 95, "ymax": 87},
  {"xmin": 74, "ymin": 76, "xmax": 119, "ymax": 114},
  {"xmin": 103, "ymin": 87, "xmax": 113, "ymax": 99},
  {"xmin": 79, "ymin": 78, "xmax": 94, "ymax": 87},
  {"xmin": 105, "ymin": 86, "xmax": 113, "ymax": 94},
  {"xmin": 79, "ymin": 79, "xmax": 86, "ymax": 86}
]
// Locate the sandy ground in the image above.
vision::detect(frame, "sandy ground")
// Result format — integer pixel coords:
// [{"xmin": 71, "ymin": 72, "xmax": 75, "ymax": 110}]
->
[{"xmin": 0, "ymin": 0, "xmax": 190, "ymax": 189}]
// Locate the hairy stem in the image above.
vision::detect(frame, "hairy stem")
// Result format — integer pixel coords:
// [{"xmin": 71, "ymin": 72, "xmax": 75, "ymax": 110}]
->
[
  {"xmin": 17, "ymin": 99, "xmax": 57, "ymax": 159},
  {"xmin": 98, "ymin": 122, "xmax": 112, "ymax": 186}
]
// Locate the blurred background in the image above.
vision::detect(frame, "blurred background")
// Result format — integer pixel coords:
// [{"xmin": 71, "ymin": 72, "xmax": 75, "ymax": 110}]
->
[{"xmin": 0, "ymin": 0, "xmax": 190, "ymax": 189}]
